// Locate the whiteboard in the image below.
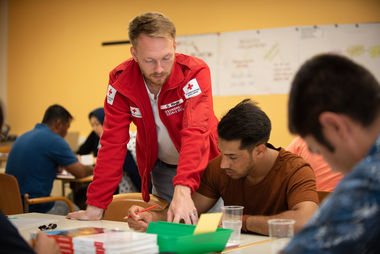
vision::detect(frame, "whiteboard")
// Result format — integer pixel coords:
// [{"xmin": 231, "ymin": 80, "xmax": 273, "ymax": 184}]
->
[
  {"xmin": 218, "ymin": 27, "xmax": 299, "ymax": 95},
  {"xmin": 176, "ymin": 23, "xmax": 380, "ymax": 96},
  {"xmin": 176, "ymin": 33, "xmax": 219, "ymax": 95},
  {"xmin": 298, "ymin": 23, "xmax": 380, "ymax": 82}
]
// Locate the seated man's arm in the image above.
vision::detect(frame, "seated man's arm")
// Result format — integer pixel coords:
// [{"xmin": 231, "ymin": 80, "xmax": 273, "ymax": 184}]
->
[
  {"xmin": 127, "ymin": 206, "xmax": 168, "ymax": 231},
  {"xmin": 65, "ymin": 162, "xmax": 93, "ymax": 178},
  {"xmin": 245, "ymin": 201, "xmax": 318, "ymax": 235},
  {"xmin": 192, "ymin": 191, "xmax": 219, "ymax": 215}
]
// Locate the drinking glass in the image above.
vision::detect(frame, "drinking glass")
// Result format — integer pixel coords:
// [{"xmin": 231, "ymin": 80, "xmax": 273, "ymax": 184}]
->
[
  {"xmin": 220, "ymin": 205, "xmax": 244, "ymax": 243},
  {"xmin": 268, "ymin": 219, "xmax": 295, "ymax": 254}
]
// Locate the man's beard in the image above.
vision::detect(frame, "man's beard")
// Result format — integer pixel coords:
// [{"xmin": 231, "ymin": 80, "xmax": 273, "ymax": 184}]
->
[
  {"xmin": 140, "ymin": 62, "xmax": 174, "ymax": 88},
  {"xmin": 227, "ymin": 156, "xmax": 255, "ymax": 180}
]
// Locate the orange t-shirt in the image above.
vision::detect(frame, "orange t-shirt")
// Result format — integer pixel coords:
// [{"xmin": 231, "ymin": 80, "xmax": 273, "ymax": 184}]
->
[
  {"xmin": 287, "ymin": 136, "xmax": 343, "ymax": 191},
  {"xmin": 197, "ymin": 145, "xmax": 319, "ymax": 216}
]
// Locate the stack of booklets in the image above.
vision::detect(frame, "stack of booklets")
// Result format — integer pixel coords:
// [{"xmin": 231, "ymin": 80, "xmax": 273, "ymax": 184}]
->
[{"xmin": 30, "ymin": 227, "xmax": 158, "ymax": 254}]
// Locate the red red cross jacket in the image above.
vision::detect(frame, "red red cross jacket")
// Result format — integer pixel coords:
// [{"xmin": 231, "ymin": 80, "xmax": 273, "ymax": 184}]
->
[{"xmin": 87, "ymin": 53, "xmax": 220, "ymax": 209}]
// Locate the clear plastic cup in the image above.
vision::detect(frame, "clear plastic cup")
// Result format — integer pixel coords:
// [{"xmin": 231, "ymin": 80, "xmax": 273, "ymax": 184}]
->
[
  {"xmin": 268, "ymin": 219, "xmax": 295, "ymax": 254},
  {"xmin": 221, "ymin": 205, "xmax": 244, "ymax": 243}
]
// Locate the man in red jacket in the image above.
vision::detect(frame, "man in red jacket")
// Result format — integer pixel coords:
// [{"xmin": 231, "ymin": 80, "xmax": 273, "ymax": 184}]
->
[{"xmin": 67, "ymin": 12, "xmax": 219, "ymax": 224}]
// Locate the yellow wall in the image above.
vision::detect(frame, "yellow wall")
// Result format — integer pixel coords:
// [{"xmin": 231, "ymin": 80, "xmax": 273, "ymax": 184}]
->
[{"xmin": 6, "ymin": 0, "xmax": 380, "ymax": 148}]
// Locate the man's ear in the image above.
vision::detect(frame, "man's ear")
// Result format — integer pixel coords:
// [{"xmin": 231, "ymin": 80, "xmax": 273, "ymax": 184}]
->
[
  {"xmin": 130, "ymin": 47, "xmax": 138, "ymax": 62},
  {"xmin": 254, "ymin": 143, "xmax": 266, "ymax": 159},
  {"xmin": 319, "ymin": 112, "xmax": 349, "ymax": 141},
  {"xmin": 54, "ymin": 119, "xmax": 63, "ymax": 130},
  {"xmin": 49, "ymin": 119, "xmax": 62, "ymax": 135}
]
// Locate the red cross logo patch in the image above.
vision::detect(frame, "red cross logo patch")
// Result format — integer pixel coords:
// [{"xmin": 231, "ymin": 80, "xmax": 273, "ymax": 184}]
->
[
  {"xmin": 107, "ymin": 84, "xmax": 117, "ymax": 105},
  {"xmin": 183, "ymin": 78, "xmax": 202, "ymax": 99},
  {"xmin": 130, "ymin": 106, "xmax": 142, "ymax": 118}
]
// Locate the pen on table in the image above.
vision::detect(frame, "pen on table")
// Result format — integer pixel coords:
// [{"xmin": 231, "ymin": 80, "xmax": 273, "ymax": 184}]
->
[{"xmin": 124, "ymin": 204, "xmax": 158, "ymax": 219}]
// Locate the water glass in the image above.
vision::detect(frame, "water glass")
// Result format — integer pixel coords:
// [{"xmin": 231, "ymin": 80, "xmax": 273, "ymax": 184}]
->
[
  {"xmin": 221, "ymin": 205, "xmax": 244, "ymax": 243},
  {"xmin": 268, "ymin": 219, "xmax": 295, "ymax": 254}
]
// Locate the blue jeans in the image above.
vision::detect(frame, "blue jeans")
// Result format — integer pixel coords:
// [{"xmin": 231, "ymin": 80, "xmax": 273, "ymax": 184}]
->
[{"xmin": 151, "ymin": 160, "xmax": 177, "ymax": 203}]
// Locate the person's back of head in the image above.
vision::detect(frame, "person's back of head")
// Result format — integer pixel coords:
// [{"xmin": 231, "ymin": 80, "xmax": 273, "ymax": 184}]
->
[
  {"xmin": 218, "ymin": 99, "xmax": 271, "ymax": 150},
  {"xmin": 42, "ymin": 104, "xmax": 73, "ymax": 126},
  {"xmin": 128, "ymin": 12, "xmax": 176, "ymax": 48},
  {"xmin": 288, "ymin": 54, "xmax": 380, "ymax": 151}
]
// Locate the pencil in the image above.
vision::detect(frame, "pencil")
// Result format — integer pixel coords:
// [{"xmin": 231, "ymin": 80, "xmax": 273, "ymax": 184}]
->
[{"xmin": 123, "ymin": 204, "xmax": 158, "ymax": 219}]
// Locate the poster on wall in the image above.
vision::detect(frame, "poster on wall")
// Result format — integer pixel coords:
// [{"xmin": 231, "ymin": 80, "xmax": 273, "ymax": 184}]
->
[
  {"xmin": 176, "ymin": 23, "xmax": 380, "ymax": 97},
  {"xmin": 176, "ymin": 33, "xmax": 219, "ymax": 95},
  {"xmin": 218, "ymin": 27, "xmax": 299, "ymax": 96},
  {"xmin": 298, "ymin": 23, "xmax": 380, "ymax": 81}
]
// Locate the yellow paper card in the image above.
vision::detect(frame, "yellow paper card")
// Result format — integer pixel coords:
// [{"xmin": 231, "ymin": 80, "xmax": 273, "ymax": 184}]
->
[{"xmin": 193, "ymin": 212, "xmax": 222, "ymax": 235}]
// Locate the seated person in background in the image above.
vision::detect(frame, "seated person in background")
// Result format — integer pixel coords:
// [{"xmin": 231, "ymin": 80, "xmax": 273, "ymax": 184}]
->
[
  {"xmin": 287, "ymin": 136, "xmax": 343, "ymax": 191},
  {"xmin": 5, "ymin": 104, "xmax": 93, "ymax": 215},
  {"xmin": 0, "ymin": 103, "xmax": 60, "ymax": 254},
  {"xmin": 127, "ymin": 99, "xmax": 319, "ymax": 235},
  {"xmin": 76, "ymin": 107, "xmax": 105, "ymax": 157},
  {"xmin": 282, "ymin": 55, "xmax": 380, "ymax": 253}
]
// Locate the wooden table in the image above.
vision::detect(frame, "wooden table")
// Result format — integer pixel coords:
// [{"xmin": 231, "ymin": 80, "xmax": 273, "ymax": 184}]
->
[
  {"xmin": 55, "ymin": 175, "xmax": 93, "ymax": 197},
  {"xmin": 11, "ymin": 213, "xmax": 273, "ymax": 253}
]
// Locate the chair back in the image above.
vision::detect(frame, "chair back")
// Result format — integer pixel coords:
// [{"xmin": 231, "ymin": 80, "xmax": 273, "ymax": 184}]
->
[
  {"xmin": 317, "ymin": 191, "xmax": 331, "ymax": 203},
  {"xmin": 0, "ymin": 173, "xmax": 24, "ymax": 215},
  {"xmin": 103, "ymin": 193, "xmax": 169, "ymax": 222},
  {"xmin": 0, "ymin": 145, "xmax": 12, "ymax": 153}
]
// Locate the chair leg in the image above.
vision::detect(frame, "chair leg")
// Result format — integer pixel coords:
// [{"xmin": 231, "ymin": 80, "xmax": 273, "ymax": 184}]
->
[{"xmin": 24, "ymin": 193, "xmax": 29, "ymax": 213}]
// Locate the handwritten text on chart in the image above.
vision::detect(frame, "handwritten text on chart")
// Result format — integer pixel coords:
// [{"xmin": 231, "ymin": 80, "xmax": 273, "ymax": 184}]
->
[
  {"xmin": 177, "ymin": 41, "xmax": 213, "ymax": 59},
  {"xmin": 347, "ymin": 45, "xmax": 365, "ymax": 57},
  {"xmin": 273, "ymin": 62, "xmax": 293, "ymax": 82},
  {"xmin": 238, "ymin": 38, "xmax": 266, "ymax": 49},
  {"xmin": 369, "ymin": 46, "xmax": 380, "ymax": 58},
  {"xmin": 232, "ymin": 59, "xmax": 254, "ymax": 69}
]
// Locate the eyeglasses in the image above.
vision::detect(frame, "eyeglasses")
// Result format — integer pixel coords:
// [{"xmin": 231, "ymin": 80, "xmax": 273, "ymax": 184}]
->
[{"xmin": 38, "ymin": 223, "xmax": 57, "ymax": 231}]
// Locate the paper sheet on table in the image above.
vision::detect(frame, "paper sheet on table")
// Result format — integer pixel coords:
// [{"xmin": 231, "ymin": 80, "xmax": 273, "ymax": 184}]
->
[
  {"xmin": 56, "ymin": 169, "xmax": 74, "ymax": 179},
  {"xmin": 193, "ymin": 212, "xmax": 222, "ymax": 235},
  {"xmin": 225, "ymin": 242, "xmax": 240, "ymax": 248},
  {"xmin": 81, "ymin": 154, "xmax": 94, "ymax": 165},
  {"xmin": 8, "ymin": 217, "xmax": 58, "ymax": 230}
]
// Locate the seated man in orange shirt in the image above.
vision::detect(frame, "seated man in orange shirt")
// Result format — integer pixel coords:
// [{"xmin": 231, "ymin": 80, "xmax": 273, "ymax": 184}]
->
[
  {"xmin": 127, "ymin": 99, "xmax": 319, "ymax": 235},
  {"xmin": 287, "ymin": 136, "xmax": 343, "ymax": 191}
]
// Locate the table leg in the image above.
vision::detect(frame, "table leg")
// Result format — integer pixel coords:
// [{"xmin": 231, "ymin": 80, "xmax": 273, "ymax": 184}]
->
[{"xmin": 61, "ymin": 180, "xmax": 66, "ymax": 197}]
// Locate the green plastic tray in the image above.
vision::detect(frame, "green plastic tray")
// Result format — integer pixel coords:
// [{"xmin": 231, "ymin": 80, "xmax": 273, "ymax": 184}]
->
[{"xmin": 146, "ymin": 221, "xmax": 233, "ymax": 254}]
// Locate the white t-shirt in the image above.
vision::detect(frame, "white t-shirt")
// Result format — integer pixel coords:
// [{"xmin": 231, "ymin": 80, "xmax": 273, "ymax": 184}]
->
[{"xmin": 145, "ymin": 81, "xmax": 179, "ymax": 165}]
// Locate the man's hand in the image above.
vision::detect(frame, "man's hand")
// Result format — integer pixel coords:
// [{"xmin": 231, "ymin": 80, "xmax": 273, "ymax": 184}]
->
[
  {"xmin": 167, "ymin": 185, "xmax": 198, "ymax": 225},
  {"xmin": 66, "ymin": 205, "xmax": 103, "ymax": 220},
  {"xmin": 126, "ymin": 205, "xmax": 155, "ymax": 232},
  {"xmin": 32, "ymin": 231, "xmax": 61, "ymax": 254}
]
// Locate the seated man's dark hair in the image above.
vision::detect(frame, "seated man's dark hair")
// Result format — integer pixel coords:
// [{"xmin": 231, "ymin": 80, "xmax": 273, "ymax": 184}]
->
[
  {"xmin": 42, "ymin": 104, "xmax": 73, "ymax": 125},
  {"xmin": 288, "ymin": 54, "xmax": 380, "ymax": 152},
  {"xmin": 218, "ymin": 99, "xmax": 271, "ymax": 151}
]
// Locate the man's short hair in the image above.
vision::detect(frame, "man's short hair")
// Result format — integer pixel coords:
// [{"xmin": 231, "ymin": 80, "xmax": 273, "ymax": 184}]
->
[
  {"xmin": 42, "ymin": 105, "xmax": 73, "ymax": 125},
  {"xmin": 128, "ymin": 12, "xmax": 176, "ymax": 47},
  {"xmin": 288, "ymin": 54, "xmax": 380, "ymax": 151},
  {"xmin": 218, "ymin": 99, "xmax": 271, "ymax": 151}
]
